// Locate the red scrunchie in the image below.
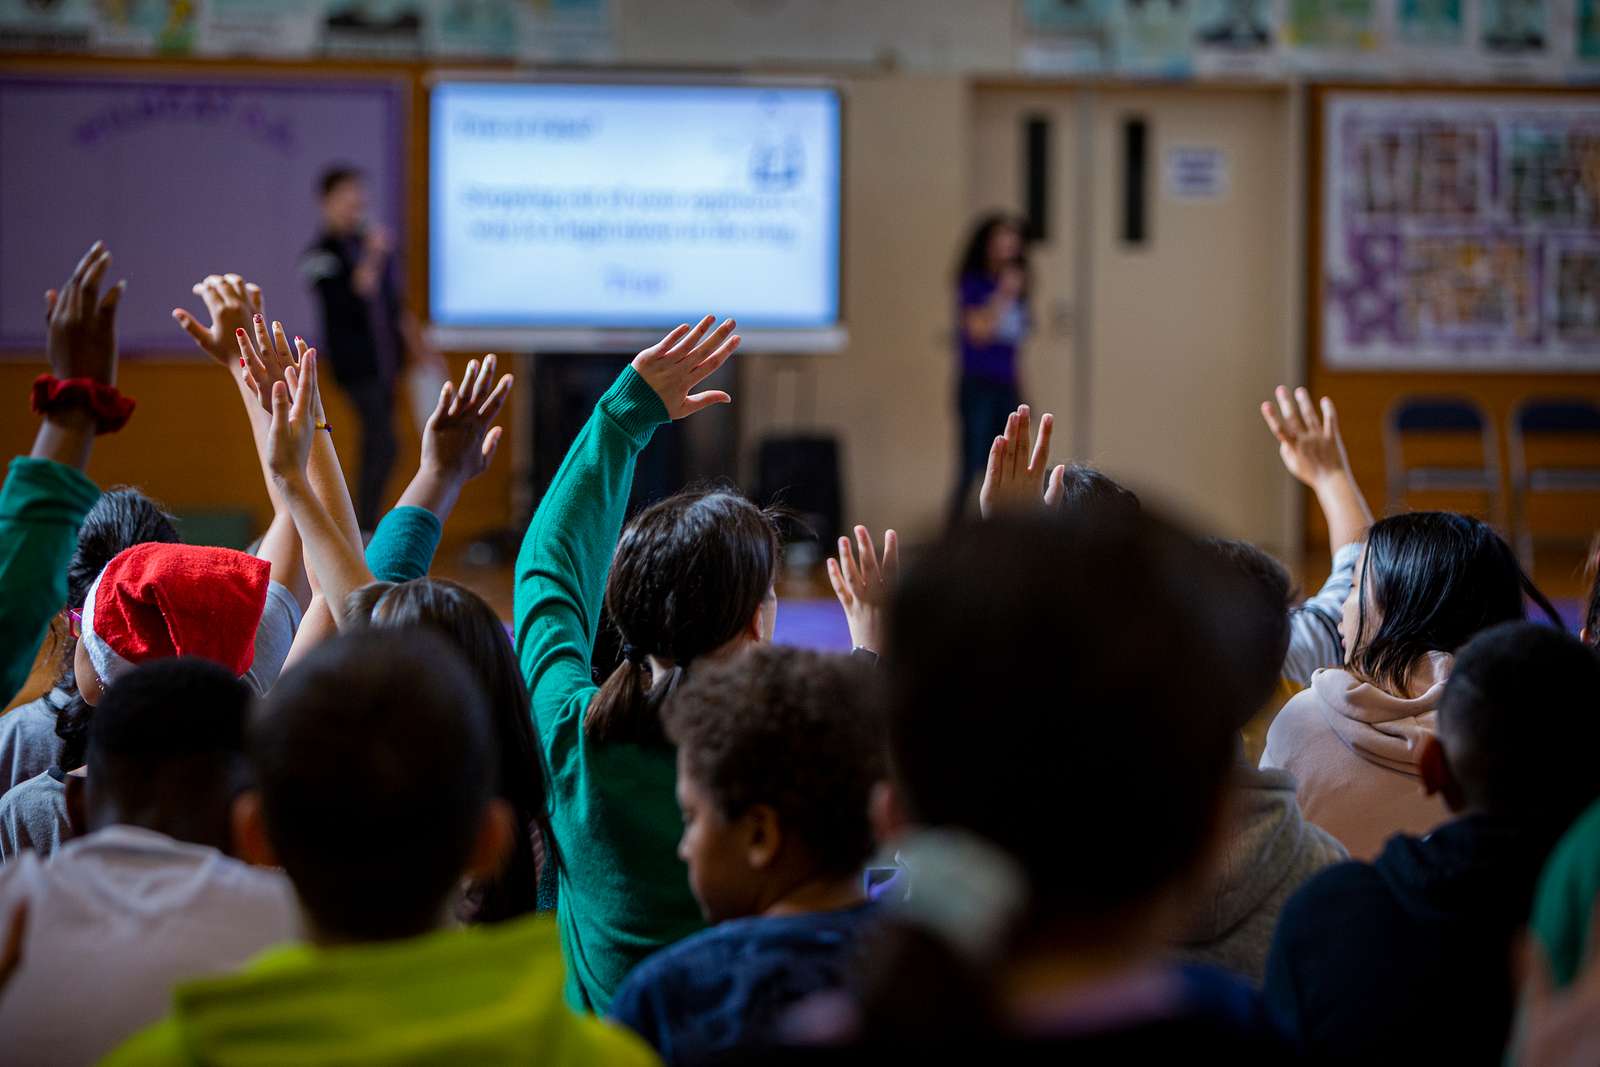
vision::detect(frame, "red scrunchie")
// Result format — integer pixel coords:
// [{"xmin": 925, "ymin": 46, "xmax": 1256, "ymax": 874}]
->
[{"xmin": 30, "ymin": 375, "xmax": 136, "ymax": 435}]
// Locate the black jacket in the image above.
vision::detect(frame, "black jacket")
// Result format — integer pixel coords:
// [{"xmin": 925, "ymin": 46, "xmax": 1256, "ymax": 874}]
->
[
  {"xmin": 1263, "ymin": 814, "xmax": 1559, "ymax": 1063},
  {"xmin": 299, "ymin": 231, "xmax": 402, "ymax": 386}
]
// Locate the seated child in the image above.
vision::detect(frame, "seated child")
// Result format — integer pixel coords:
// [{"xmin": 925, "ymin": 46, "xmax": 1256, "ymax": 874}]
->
[
  {"xmin": 1264, "ymin": 621, "xmax": 1600, "ymax": 1060},
  {"xmin": 0, "ymin": 541, "xmax": 289, "ymax": 861},
  {"xmin": 609, "ymin": 645, "xmax": 884, "ymax": 1063},
  {"xmin": 834, "ymin": 510, "xmax": 1289, "ymax": 1058},
  {"xmin": 0, "ymin": 658, "xmax": 298, "ymax": 1064},
  {"xmin": 1176, "ymin": 540, "xmax": 1346, "ymax": 983},
  {"xmin": 0, "ymin": 487, "xmax": 178, "ymax": 796},
  {"xmin": 105, "ymin": 629, "xmax": 655, "ymax": 1066},
  {"xmin": 1261, "ymin": 511, "xmax": 1557, "ymax": 859}
]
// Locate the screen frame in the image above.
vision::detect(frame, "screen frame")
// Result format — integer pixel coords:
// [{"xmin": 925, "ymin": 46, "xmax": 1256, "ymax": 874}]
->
[{"xmin": 424, "ymin": 70, "xmax": 847, "ymax": 353}]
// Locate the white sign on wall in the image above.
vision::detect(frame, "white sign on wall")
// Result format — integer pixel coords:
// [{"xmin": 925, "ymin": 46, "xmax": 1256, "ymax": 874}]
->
[{"xmin": 1166, "ymin": 145, "xmax": 1230, "ymax": 200}]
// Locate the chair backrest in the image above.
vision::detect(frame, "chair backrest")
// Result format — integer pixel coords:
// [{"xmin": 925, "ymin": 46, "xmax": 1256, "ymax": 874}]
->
[
  {"xmin": 1390, "ymin": 396, "xmax": 1488, "ymax": 434},
  {"xmin": 1515, "ymin": 398, "xmax": 1600, "ymax": 436}
]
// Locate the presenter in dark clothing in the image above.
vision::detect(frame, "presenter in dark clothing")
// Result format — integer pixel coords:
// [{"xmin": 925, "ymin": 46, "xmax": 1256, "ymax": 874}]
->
[
  {"xmin": 301, "ymin": 165, "xmax": 442, "ymax": 532},
  {"xmin": 950, "ymin": 213, "xmax": 1030, "ymax": 523}
]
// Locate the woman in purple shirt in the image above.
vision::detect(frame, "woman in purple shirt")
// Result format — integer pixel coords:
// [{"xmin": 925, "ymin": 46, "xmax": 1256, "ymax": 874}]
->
[{"xmin": 950, "ymin": 214, "xmax": 1031, "ymax": 523}]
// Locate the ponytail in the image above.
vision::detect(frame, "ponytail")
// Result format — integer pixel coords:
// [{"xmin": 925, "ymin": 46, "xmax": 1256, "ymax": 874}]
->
[{"xmin": 587, "ymin": 659, "xmax": 674, "ymax": 747}]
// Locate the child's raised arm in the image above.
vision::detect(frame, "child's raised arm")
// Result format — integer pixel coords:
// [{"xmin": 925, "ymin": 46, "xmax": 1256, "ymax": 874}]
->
[
  {"xmin": 828, "ymin": 525, "xmax": 898, "ymax": 656},
  {"xmin": 1262, "ymin": 386, "xmax": 1372, "ymax": 553},
  {"xmin": 978, "ymin": 403, "xmax": 1066, "ymax": 517}
]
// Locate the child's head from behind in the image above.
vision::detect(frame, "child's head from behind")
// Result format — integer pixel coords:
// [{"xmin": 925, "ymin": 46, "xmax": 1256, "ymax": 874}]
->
[
  {"xmin": 346, "ymin": 577, "xmax": 550, "ymax": 924},
  {"xmin": 1200, "ymin": 538, "xmax": 1294, "ymax": 725},
  {"xmin": 1427, "ymin": 621, "xmax": 1600, "ymax": 831},
  {"xmin": 885, "ymin": 510, "xmax": 1264, "ymax": 936},
  {"xmin": 588, "ymin": 487, "xmax": 781, "ymax": 746},
  {"xmin": 239, "ymin": 629, "xmax": 512, "ymax": 944},
  {"xmin": 662, "ymin": 645, "xmax": 884, "ymax": 923},
  {"xmin": 1052, "ymin": 464, "xmax": 1141, "ymax": 522},
  {"xmin": 82, "ymin": 657, "xmax": 251, "ymax": 852},
  {"xmin": 1342, "ymin": 512, "xmax": 1543, "ymax": 693}
]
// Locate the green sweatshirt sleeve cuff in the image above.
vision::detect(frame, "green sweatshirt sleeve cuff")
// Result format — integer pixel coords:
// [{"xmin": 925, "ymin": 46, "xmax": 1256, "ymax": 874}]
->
[
  {"xmin": 365, "ymin": 505, "xmax": 443, "ymax": 583},
  {"xmin": 597, "ymin": 367, "xmax": 670, "ymax": 447},
  {"xmin": 1, "ymin": 456, "xmax": 100, "ymax": 520}
]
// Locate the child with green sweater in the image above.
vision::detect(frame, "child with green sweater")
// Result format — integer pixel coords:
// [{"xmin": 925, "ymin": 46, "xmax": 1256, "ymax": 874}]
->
[{"xmin": 514, "ymin": 316, "xmax": 769, "ymax": 1013}]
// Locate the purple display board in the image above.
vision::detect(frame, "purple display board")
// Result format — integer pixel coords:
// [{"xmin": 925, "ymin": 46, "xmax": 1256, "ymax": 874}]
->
[
  {"xmin": 0, "ymin": 73, "xmax": 405, "ymax": 355},
  {"xmin": 1322, "ymin": 93, "xmax": 1600, "ymax": 371}
]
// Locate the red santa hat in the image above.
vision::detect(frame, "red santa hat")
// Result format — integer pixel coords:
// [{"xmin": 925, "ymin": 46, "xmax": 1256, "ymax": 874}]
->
[{"xmin": 79, "ymin": 542, "xmax": 271, "ymax": 687}]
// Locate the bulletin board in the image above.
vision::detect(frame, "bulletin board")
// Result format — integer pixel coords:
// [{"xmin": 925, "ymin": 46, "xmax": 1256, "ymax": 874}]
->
[
  {"xmin": 0, "ymin": 67, "xmax": 407, "ymax": 354},
  {"xmin": 1317, "ymin": 88, "xmax": 1600, "ymax": 372}
]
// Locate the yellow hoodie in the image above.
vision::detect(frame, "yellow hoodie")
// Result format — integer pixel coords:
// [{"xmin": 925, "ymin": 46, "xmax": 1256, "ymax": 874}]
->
[{"xmin": 102, "ymin": 915, "xmax": 658, "ymax": 1067}]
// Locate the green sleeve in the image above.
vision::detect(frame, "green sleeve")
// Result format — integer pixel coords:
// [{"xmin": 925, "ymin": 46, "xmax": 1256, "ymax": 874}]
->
[
  {"xmin": 98, "ymin": 1015, "xmax": 188, "ymax": 1066},
  {"xmin": 0, "ymin": 457, "xmax": 99, "ymax": 707},
  {"xmin": 364, "ymin": 505, "xmax": 442, "ymax": 583},
  {"xmin": 512, "ymin": 367, "xmax": 668, "ymax": 759},
  {"xmin": 1531, "ymin": 797, "xmax": 1600, "ymax": 989}
]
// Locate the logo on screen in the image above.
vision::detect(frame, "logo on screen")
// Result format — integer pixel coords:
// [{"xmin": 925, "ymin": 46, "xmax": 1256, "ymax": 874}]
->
[{"xmin": 750, "ymin": 136, "xmax": 805, "ymax": 191}]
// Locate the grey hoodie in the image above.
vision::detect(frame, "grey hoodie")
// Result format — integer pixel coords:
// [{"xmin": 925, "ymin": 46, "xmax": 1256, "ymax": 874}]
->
[{"xmin": 1177, "ymin": 758, "xmax": 1347, "ymax": 983}]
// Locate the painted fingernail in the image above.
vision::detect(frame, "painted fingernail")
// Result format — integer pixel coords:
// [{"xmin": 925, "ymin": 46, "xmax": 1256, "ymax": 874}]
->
[
  {"xmin": 294, "ymin": 336, "xmax": 302, "ymax": 344},
  {"xmin": 254, "ymin": 314, "xmax": 263, "ymax": 323},
  {"xmin": 236, "ymin": 328, "xmax": 246, "ymax": 337},
  {"xmin": 240, "ymin": 357, "xmax": 246, "ymax": 367}
]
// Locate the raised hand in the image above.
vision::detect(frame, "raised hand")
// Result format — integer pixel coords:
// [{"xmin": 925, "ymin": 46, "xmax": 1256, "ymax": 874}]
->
[
  {"xmin": 45, "ymin": 241, "xmax": 123, "ymax": 385},
  {"xmin": 631, "ymin": 315, "xmax": 740, "ymax": 420},
  {"xmin": 172, "ymin": 273, "xmax": 263, "ymax": 366},
  {"xmin": 1261, "ymin": 386, "xmax": 1352, "ymax": 490},
  {"xmin": 238, "ymin": 316, "xmax": 312, "ymax": 417},
  {"xmin": 979, "ymin": 404, "xmax": 1064, "ymax": 518},
  {"xmin": 827, "ymin": 525, "xmax": 898, "ymax": 655},
  {"xmin": 421, "ymin": 353, "xmax": 514, "ymax": 486},
  {"xmin": 266, "ymin": 350, "xmax": 323, "ymax": 485}
]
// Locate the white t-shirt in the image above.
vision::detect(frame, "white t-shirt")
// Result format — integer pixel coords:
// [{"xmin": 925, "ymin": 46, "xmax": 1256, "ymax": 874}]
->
[{"xmin": 0, "ymin": 824, "xmax": 301, "ymax": 1065}]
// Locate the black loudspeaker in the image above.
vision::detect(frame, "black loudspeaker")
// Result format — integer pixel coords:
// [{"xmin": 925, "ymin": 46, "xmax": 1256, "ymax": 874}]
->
[
  {"xmin": 530, "ymin": 353, "xmax": 685, "ymax": 518},
  {"xmin": 754, "ymin": 435, "xmax": 843, "ymax": 549},
  {"xmin": 1024, "ymin": 114, "xmax": 1051, "ymax": 243},
  {"xmin": 1122, "ymin": 116, "xmax": 1148, "ymax": 246}
]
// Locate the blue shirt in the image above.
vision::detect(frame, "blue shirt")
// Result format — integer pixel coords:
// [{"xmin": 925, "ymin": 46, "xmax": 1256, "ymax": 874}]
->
[
  {"xmin": 957, "ymin": 274, "xmax": 1027, "ymax": 384},
  {"xmin": 610, "ymin": 904, "xmax": 875, "ymax": 1064}
]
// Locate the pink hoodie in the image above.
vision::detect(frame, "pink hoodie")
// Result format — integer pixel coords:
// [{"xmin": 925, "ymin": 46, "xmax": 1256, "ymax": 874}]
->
[{"xmin": 1260, "ymin": 651, "xmax": 1454, "ymax": 862}]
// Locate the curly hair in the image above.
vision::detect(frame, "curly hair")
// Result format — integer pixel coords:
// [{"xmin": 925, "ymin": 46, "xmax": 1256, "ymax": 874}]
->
[{"xmin": 663, "ymin": 645, "xmax": 886, "ymax": 878}]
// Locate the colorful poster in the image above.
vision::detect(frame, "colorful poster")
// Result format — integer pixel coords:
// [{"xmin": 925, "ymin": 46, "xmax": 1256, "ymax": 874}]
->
[
  {"xmin": 1321, "ymin": 94, "xmax": 1600, "ymax": 371},
  {"xmin": 428, "ymin": 0, "xmax": 519, "ymax": 57},
  {"xmin": 1110, "ymin": 0, "xmax": 1195, "ymax": 75},
  {"xmin": 320, "ymin": 0, "xmax": 424, "ymax": 57},
  {"xmin": 1395, "ymin": 0, "xmax": 1466, "ymax": 45},
  {"xmin": 195, "ymin": 0, "xmax": 321, "ymax": 57},
  {"xmin": 89, "ymin": 0, "xmax": 195, "ymax": 54},
  {"xmin": 1019, "ymin": 0, "xmax": 1110, "ymax": 72},
  {"xmin": 0, "ymin": 0, "xmax": 94, "ymax": 51},
  {"xmin": 517, "ymin": 0, "xmax": 613, "ymax": 62},
  {"xmin": 1580, "ymin": 0, "xmax": 1600, "ymax": 60},
  {"xmin": 1480, "ymin": 0, "xmax": 1547, "ymax": 53},
  {"xmin": 1285, "ymin": 0, "xmax": 1379, "ymax": 49},
  {"xmin": 1192, "ymin": 0, "xmax": 1281, "ymax": 76}
]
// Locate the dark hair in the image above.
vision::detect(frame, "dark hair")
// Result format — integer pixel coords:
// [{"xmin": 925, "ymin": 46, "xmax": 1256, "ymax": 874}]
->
[
  {"xmin": 1053, "ymin": 464, "xmax": 1141, "ymax": 521},
  {"xmin": 1350, "ymin": 512, "xmax": 1559, "ymax": 694},
  {"xmin": 869, "ymin": 510, "xmax": 1266, "ymax": 1034},
  {"xmin": 252, "ymin": 629, "xmax": 494, "ymax": 942},
  {"xmin": 1201, "ymin": 538, "xmax": 1295, "ymax": 727},
  {"xmin": 587, "ymin": 487, "xmax": 781, "ymax": 747},
  {"xmin": 1438, "ymin": 621, "xmax": 1600, "ymax": 830},
  {"xmin": 346, "ymin": 578, "xmax": 553, "ymax": 924},
  {"xmin": 1584, "ymin": 535, "xmax": 1599, "ymax": 651},
  {"xmin": 318, "ymin": 164, "xmax": 363, "ymax": 199},
  {"xmin": 664, "ymin": 645, "xmax": 885, "ymax": 879},
  {"xmin": 955, "ymin": 212, "xmax": 1028, "ymax": 283},
  {"xmin": 54, "ymin": 488, "xmax": 182, "ymax": 770},
  {"xmin": 86, "ymin": 657, "xmax": 251, "ymax": 851}
]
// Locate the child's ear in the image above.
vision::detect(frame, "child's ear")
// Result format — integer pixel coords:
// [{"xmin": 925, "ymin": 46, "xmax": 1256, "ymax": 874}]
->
[
  {"xmin": 1418, "ymin": 735, "xmax": 1466, "ymax": 812},
  {"xmin": 743, "ymin": 804, "xmax": 783, "ymax": 871},
  {"xmin": 466, "ymin": 799, "xmax": 515, "ymax": 882},
  {"xmin": 869, "ymin": 780, "xmax": 909, "ymax": 845},
  {"xmin": 231, "ymin": 790, "xmax": 279, "ymax": 867}
]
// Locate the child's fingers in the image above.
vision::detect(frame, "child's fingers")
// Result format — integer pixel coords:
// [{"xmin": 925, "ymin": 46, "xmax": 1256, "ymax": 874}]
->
[
  {"xmin": 172, "ymin": 308, "xmax": 210, "ymax": 348},
  {"xmin": 1030, "ymin": 412, "xmax": 1054, "ymax": 476},
  {"xmin": 984, "ymin": 435, "xmax": 1006, "ymax": 493},
  {"xmin": 1275, "ymin": 386, "xmax": 1305, "ymax": 437},
  {"xmin": 76, "ymin": 249, "xmax": 112, "ymax": 318},
  {"xmin": 645, "ymin": 323, "xmax": 692, "ymax": 361},
  {"xmin": 478, "ymin": 374, "xmax": 513, "ymax": 421},
  {"xmin": 1294, "ymin": 387, "xmax": 1321, "ymax": 435},
  {"xmin": 473, "ymin": 353, "xmax": 497, "ymax": 402},
  {"xmin": 682, "ymin": 390, "xmax": 732, "ymax": 414},
  {"xmin": 303, "ymin": 350, "xmax": 321, "ymax": 418},
  {"xmin": 245, "ymin": 283, "xmax": 264, "ymax": 316},
  {"xmin": 825, "ymin": 557, "xmax": 850, "ymax": 605},
  {"xmin": 1261, "ymin": 401, "xmax": 1291, "ymax": 446},
  {"xmin": 481, "ymin": 425, "xmax": 504, "ymax": 466},
  {"xmin": 458, "ymin": 359, "xmax": 479, "ymax": 407},
  {"xmin": 252, "ymin": 315, "xmax": 274, "ymax": 367},
  {"xmin": 433, "ymin": 380, "xmax": 455, "ymax": 424},
  {"xmin": 687, "ymin": 317, "xmax": 735, "ymax": 364},
  {"xmin": 837, "ymin": 536, "xmax": 864, "ymax": 592},
  {"xmin": 882, "ymin": 529, "xmax": 899, "ymax": 582},
  {"xmin": 270, "ymin": 381, "xmax": 291, "ymax": 431},
  {"xmin": 1320, "ymin": 396, "xmax": 1340, "ymax": 439},
  {"xmin": 1013, "ymin": 406, "xmax": 1032, "ymax": 479},
  {"xmin": 271, "ymin": 320, "xmax": 294, "ymax": 364},
  {"xmin": 689, "ymin": 333, "xmax": 741, "ymax": 384},
  {"xmin": 1044, "ymin": 464, "xmax": 1067, "ymax": 507},
  {"xmin": 854, "ymin": 526, "xmax": 880, "ymax": 585},
  {"xmin": 675, "ymin": 315, "xmax": 718, "ymax": 361}
]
